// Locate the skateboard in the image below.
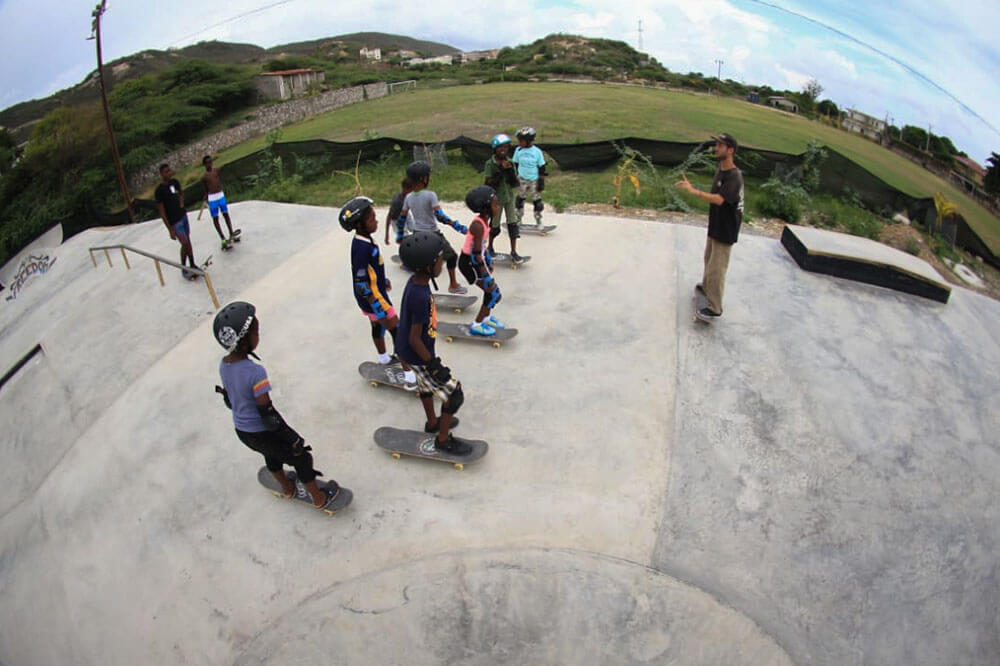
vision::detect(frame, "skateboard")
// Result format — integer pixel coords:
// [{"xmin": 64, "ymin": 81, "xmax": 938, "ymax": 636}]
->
[
  {"xmin": 433, "ymin": 293, "xmax": 477, "ymax": 313},
  {"xmin": 436, "ymin": 321, "xmax": 518, "ymax": 349},
  {"xmin": 221, "ymin": 229, "xmax": 242, "ymax": 251},
  {"xmin": 520, "ymin": 224, "xmax": 557, "ymax": 235},
  {"xmin": 491, "ymin": 253, "xmax": 532, "ymax": 270},
  {"xmin": 185, "ymin": 255, "xmax": 213, "ymax": 280},
  {"xmin": 358, "ymin": 360, "xmax": 417, "ymax": 392},
  {"xmin": 693, "ymin": 285, "xmax": 715, "ymax": 324},
  {"xmin": 256, "ymin": 466, "xmax": 353, "ymax": 515},
  {"xmin": 373, "ymin": 426, "xmax": 488, "ymax": 470},
  {"xmin": 390, "ymin": 255, "xmax": 415, "ymax": 272}
]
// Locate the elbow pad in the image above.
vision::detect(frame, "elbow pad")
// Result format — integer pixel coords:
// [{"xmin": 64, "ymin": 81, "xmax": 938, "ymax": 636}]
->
[
  {"xmin": 354, "ymin": 279, "xmax": 373, "ymax": 300},
  {"xmin": 215, "ymin": 385, "xmax": 232, "ymax": 410},
  {"xmin": 435, "ymin": 209, "xmax": 466, "ymax": 232},
  {"xmin": 257, "ymin": 402, "xmax": 287, "ymax": 431},
  {"xmin": 538, "ymin": 165, "xmax": 547, "ymax": 177}
]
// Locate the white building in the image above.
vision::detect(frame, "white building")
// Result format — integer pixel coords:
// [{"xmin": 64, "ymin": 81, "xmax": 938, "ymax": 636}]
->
[
  {"xmin": 842, "ymin": 109, "xmax": 886, "ymax": 142},
  {"xmin": 360, "ymin": 47, "xmax": 382, "ymax": 61},
  {"xmin": 406, "ymin": 54, "xmax": 458, "ymax": 67}
]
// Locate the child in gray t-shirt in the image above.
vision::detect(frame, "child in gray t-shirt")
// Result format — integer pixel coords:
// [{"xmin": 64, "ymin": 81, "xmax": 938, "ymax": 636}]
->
[{"xmin": 398, "ymin": 160, "xmax": 468, "ymax": 294}]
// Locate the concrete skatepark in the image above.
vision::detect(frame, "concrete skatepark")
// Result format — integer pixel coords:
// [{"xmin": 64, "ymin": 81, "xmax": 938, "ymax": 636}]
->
[{"xmin": 0, "ymin": 201, "xmax": 997, "ymax": 665}]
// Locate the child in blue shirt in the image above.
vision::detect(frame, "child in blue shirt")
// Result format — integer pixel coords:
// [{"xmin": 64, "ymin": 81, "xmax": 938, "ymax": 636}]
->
[
  {"xmin": 214, "ymin": 301, "xmax": 341, "ymax": 509},
  {"xmin": 512, "ymin": 126, "xmax": 547, "ymax": 228}
]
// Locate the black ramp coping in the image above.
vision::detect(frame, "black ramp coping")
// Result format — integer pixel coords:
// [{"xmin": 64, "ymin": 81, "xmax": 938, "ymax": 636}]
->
[{"xmin": 781, "ymin": 225, "xmax": 951, "ymax": 303}]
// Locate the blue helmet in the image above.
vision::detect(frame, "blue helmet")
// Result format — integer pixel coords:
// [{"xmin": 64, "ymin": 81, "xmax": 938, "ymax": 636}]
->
[{"xmin": 491, "ymin": 133, "xmax": 512, "ymax": 149}]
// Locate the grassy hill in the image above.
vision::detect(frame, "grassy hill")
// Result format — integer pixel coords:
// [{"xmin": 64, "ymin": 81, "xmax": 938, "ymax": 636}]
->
[
  {"xmin": 269, "ymin": 32, "xmax": 458, "ymax": 58},
  {"xmin": 207, "ymin": 82, "xmax": 1000, "ymax": 253}
]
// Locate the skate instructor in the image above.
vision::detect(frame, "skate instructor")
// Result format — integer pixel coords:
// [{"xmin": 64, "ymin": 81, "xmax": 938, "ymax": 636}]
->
[{"xmin": 675, "ymin": 133, "xmax": 744, "ymax": 320}]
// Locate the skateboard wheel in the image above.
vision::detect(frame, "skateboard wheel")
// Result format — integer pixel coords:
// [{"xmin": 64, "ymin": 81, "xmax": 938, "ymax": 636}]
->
[
  {"xmin": 445, "ymin": 336, "xmax": 454, "ymax": 343},
  {"xmin": 453, "ymin": 308, "xmax": 461, "ymax": 313},
  {"xmin": 492, "ymin": 342, "xmax": 501, "ymax": 349},
  {"xmin": 323, "ymin": 509, "xmax": 333, "ymax": 516},
  {"xmin": 454, "ymin": 463, "xmax": 464, "ymax": 470},
  {"xmin": 391, "ymin": 453, "xmax": 401, "ymax": 460},
  {"xmin": 370, "ymin": 381, "xmax": 378, "ymax": 388}
]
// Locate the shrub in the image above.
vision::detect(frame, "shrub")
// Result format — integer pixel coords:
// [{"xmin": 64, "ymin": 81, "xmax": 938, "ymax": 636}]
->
[
  {"xmin": 905, "ymin": 237, "xmax": 921, "ymax": 256},
  {"xmin": 758, "ymin": 177, "xmax": 809, "ymax": 223}
]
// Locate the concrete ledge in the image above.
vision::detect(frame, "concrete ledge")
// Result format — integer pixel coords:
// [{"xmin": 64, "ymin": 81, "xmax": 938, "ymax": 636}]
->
[{"xmin": 781, "ymin": 224, "xmax": 952, "ymax": 303}]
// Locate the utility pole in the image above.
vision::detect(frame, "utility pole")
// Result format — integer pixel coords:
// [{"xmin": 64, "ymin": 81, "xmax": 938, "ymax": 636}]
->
[
  {"xmin": 925, "ymin": 123, "xmax": 932, "ymax": 153},
  {"xmin": 637, "ymin": 19, "xmax": 643, "ymax": 52},
  {"xmin": 714, "ymin": 59, "xmax": 724, "ymax": 81},
  {"xmin": 89, "ymin": 0, "xmax": 134, "ymax": 223}
]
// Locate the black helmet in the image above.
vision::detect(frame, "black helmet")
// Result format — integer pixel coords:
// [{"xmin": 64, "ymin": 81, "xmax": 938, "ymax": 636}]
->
[
  {"xmin": 399, "ymin": 231, "xmax": 444, "ymax": 272},
  {"xmin": 465, "ymin": 185, "xmax": 496, "ymax": 215},
  {"xmin": 213, "ymin": 301, "xmax": 256, "ymax": 352},
  {"xmin": 516, "ymin": 126, "xmax": 536, "ymax": 141},
  {"xmin": 405, "ymin": 160, "xmax": 432, "ymax": 182},
  {"xmin": 338, "ymin": 196, "xmax": 374, "ymax": 232}
]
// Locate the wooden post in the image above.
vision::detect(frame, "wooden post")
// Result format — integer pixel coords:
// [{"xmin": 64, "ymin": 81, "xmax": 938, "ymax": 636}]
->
[
  {"xmin": 202, "ymin": 272, "xmax": 220, "ymax": 310},
  {"xmin": 120, "ymin": 247, "xmax": 130, "ymax": 269},
  {"xmin": 153, "ymin": 259, "xmax": 165, "ymax": 286},
  {"xmin": 103, "ymin": 248, "xmax": 112, "ymax": 267},
  {"xmin": 89, "ymin": 250, "xmax": 97, "ymax": 268}
]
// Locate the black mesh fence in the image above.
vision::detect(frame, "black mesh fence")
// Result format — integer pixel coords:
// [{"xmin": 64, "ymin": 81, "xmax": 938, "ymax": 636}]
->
[{"xmin": 77, "ymin": 135, "xmax": 998, "ymax": 268}]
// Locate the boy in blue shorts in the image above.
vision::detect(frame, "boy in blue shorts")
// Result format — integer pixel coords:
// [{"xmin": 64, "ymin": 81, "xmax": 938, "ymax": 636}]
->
[
  {"xmin": 201, "ymin": 155, "xmax": 238, "ymax": 250},
  {"xmin": 396, "ymin": 160, "xmax": 469, "ymax": 294},
  {"xmin": 154, "ymin": 163, "xmax": 198, "ymax": 278},
  {"xmin": 214, "ymin": 301, "xmax": 341, "ymax": 509},
  {"xmin": 340, "ymin": 196, "xmax": 417, "ymax": 386},
  {"xmin": 396, "ymin": 231, "xmax": 472, "ymax": 453},
  {"xmin": 512, "ymin": 127, "xmax": 547, "ymax": 229}
]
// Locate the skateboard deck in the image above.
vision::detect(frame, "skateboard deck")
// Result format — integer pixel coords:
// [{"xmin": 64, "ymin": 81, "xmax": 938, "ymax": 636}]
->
[
  {"xmin": 491, "ymin": 253, "xmax": 532, "ymax": 270},
  {"xmin": 390, "ymin": 255, "xmax": 415, "ymax": 272},
  {"xmin": 520, "ymin": 224, "xmax": 557, "ymax": 235},
  {"xmin": 433, "ymin": 293, "xmax": 477, "ymax": 313},
  {"xmin": 373, "ymin": 426, "xmax": 488, "ymax": 470},
  {"xmin": 693, "ymin": 285, "xmax": 715, "ymax": 324},
  {"xmin": 358, "ymin": 361, "xmax": 417, "ymax": 392},
  {"xmin": 436, "ymin": 321, "xmax": 518, "ymax": 348},
  {"xmin": 256, "ymin": 466, "xmax": 353, "ymax": 515}
]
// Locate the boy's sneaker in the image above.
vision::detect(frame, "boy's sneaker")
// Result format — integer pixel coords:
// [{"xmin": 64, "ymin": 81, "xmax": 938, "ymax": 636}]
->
[
  {"xmin": 448, "ymin": 284, "xmax": 469, "ymax": 294},
  {"xmin": 221, "ymin": 238, "xmax": 232, "ymax": 250},
  {"xmin": 698, "ymin": 307, "xmax": 721, "ymax": 320},
  {"xmin": 469, "ymin": 321, "xmax": 496, "ymax": 336},
  {"xmin": 434, "ymin": 434, "xmax": 473, "ymax": 456},
  {"xmin": 487, "ymin": 315, "xmax": 505, "ymax": 329},
  {"xmin": 510, "ymin": 252, "xmax": 525, "ymax": 265},
  {"xmin": 424, "ymin": 416, "xmax": 460, "ymax": 433}
]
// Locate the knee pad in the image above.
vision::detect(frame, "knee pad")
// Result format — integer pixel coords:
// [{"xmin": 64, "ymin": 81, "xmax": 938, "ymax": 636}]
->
[
  {"xmin": 370, "ymin": 320, "xmax": 385, "ymax": 340},
  {"xmin": 515, "ymin": 196, "xmax": 525, "ymax": 210},
  {"xmin": 486, "ymin": 286, "xmax": 502, "ymax": 309},
  {"xmin": 533, "ymin": 199, "xmax": 544, "ymax": 213},
  {"xmin": 506, "ymin": 223, "xmax": 520, "ymax": 240},
  {"xmin": 442, "ymin": 385, "xmax": 464, "ymax": 414}
]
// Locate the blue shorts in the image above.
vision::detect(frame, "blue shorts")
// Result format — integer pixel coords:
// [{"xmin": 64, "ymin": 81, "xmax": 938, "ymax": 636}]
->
[
  {"xmin": 208, "ymin": 193, "xmax": 228, "ymax": 218},
  {"xmin": 172, "ymin": 215, "xmax": 191, "ymax": 239}
]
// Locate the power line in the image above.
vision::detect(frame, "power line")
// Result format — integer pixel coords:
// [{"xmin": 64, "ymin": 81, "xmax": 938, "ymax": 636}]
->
[{"xmin": 168, "ymin": 0, "xmax": 295, "ymax": 48}]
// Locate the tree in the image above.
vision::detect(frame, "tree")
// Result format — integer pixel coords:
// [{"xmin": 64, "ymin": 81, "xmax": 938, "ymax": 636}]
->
[
  {"xmin": 985, "ymin": 152, "xmax": 1000, "ymax": 196},
  {"xmin": 802, "ymin": 79, "xmax": 823, "ymax": 104},
  {"xmin": 816, "ymin": 99, "xmax": 839, "ymax": 118},
  {"xmin": 0, "ymin": 128, "xmax": 21, "ymax": 175}
]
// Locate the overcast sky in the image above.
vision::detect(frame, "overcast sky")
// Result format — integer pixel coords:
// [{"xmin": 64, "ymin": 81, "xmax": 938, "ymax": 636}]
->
[{"xmin": 1, "ymin": 0, "xmax": 997, "ymax": 162}]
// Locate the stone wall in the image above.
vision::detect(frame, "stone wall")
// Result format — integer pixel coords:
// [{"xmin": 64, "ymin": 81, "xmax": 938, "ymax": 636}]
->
[{"xmin": 131, "ymin": 81, "xmax": 388, "ymax": 192}]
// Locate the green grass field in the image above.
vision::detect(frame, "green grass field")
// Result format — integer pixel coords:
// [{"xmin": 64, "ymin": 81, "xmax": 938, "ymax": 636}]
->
[{"xmin": 204, "ymin": 82, "xmax": 999, "ymax": 252}]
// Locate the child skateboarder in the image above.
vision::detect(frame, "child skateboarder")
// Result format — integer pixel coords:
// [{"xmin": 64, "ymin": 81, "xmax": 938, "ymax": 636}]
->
[
  {"xmin": 201, "ymin": 155, "xmax": 238, "ymax": 250},
  {"xmin": 339, "ymin": 196, "xmax": 417, "ymax": 386},
  {"xmin": 396, "ymin": 231, "xmax": 472, "ymax": 454},
  {"xmin": 483, "ymin": 133, "xmax": 524, "ymax": 262},
  {"xmin": 512, "ymin": 127, "xmax": 547, "ymax": 229},
  {"xmin": 459, "ymin": 186, "xmax": 504, "ymax": 336},
  {"xmin": 154, "ymin": 163, "xmax": 198, "ymax": 279},
  {"xmin": 396, "ymin": 160, "xmax": 469, "ymax": 294},
  {"xmin": 384, "ymin": 177, "xmax": 415, "ymax": 245},
  {"xmin": 213, "ymin": 301, "xmax": 342, "ymax": 509}
]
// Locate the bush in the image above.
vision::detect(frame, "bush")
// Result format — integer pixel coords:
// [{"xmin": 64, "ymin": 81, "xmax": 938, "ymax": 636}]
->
[
  {"xmin": 905, "ymin": 237, "xmax": 921, "ymax": 256},
  {"xmin": 758, "ymin": 177, "xmax": 808, "ymax": 223}
]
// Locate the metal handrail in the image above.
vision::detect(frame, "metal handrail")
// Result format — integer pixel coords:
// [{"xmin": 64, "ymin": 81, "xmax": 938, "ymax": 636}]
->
[{"xmin": 88, "ymin": 244, "xmax": 219, "ymax": 309}]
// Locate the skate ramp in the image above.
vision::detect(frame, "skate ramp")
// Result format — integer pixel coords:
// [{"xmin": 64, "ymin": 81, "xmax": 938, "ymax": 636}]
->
[{"xmin": 0, "ymin": 202, "xmax": 998, "ymax": 665}]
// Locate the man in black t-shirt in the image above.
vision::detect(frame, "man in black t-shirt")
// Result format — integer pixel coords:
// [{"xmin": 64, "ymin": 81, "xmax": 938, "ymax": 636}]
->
[
  {"xmin": 676, "ymin": 133, "xmax": 745, "ymax": 319},
  {"xmin": 154, "ymin": 163, "xmax": 197, "ymax": 278}
]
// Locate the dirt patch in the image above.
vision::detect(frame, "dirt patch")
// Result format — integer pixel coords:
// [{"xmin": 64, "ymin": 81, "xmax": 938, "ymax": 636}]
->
[{"xmin": 563, "ymin": 204, "xmax": 1000, "ymax": 301}]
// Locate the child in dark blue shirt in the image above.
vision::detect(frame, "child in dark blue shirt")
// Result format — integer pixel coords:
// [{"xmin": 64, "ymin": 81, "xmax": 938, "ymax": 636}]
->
[
  {"xmin": 340, "ymin": 196, "xmax": 417, "ymax": 386},
  {"xmin": 214, "ymin": 301, "xmax": 341, "ymax": 508},
  {"xmin": 396, "ymin": 231, "xmax": 472, "ymax": 455}
]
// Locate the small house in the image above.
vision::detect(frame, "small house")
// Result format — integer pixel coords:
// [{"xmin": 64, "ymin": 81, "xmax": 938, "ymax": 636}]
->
[
  {"xmin": 253, "ymin": 69, "xmax": 325, "ymax": 101},
  {"xmin": 767, "ymin": 96, "xmax": 798, "ymax": 114}
]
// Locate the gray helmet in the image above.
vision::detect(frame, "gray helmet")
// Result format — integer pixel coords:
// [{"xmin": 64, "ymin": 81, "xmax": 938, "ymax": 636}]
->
[
  {"xmin": 338, "ymin": 196, "xmax": 374, "ymax": 232},
  {"xmin": 465, "ymin": 185, "xmax": 496, "ymax": 215},
  {"xmin": 399, "ymin": 231, "xmax": 444, "ymax": 272},
  {"xmin": 213, "ymin": 301, "xmax": 256, "ymax": 352},
  {"xmin": 405, "ymin": 160, "xmax": 432, "ymax": 182},
  {"xmin": 516, "ymin": 126, "xmax": 536, "ymax": 141}
]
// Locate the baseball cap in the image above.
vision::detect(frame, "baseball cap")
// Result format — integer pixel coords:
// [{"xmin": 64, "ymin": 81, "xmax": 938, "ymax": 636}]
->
[{"xmin": 711, "ymin": 133, "xmax": 738, "ymax": 150}]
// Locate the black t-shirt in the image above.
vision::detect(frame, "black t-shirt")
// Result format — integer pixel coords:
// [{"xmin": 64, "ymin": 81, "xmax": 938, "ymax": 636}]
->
[
  {"xmin": 155, "ymin": 179, "xmax": 185, "ymax": 224},
  {"xmin": 388, "ymin": 191, "xmax": 406, "ymax": 222},
  {"xmin": 707, "ymin": 167, "xmax": 744, "ymax": 245},
  {"xmin": 395, "ymin": 279, "xmax": 437, "ymax": 366}
]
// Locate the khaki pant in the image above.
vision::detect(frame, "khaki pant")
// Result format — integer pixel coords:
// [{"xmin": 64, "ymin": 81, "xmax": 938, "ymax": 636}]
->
[{"xmin": 701, "ymin": 236, "xmax": 733, "ymax": 315}]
